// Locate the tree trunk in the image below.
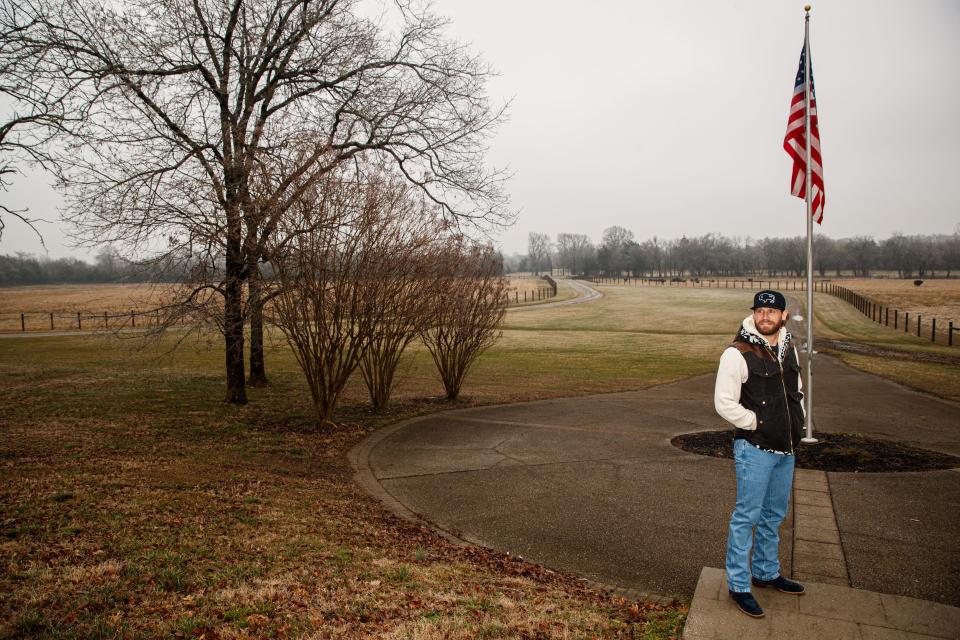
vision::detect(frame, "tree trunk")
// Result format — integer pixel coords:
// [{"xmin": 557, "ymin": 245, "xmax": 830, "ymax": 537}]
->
[
  {"xmin": 224, "ymin": 207, "xmax": 248, "ymax": 404},
  {"xmin": 223, "ymin": 271, "xmax": 248, "ymax": 404},
  {"xmin": 248, "ymin": 263, "xmax": 268, "ymax": 387}
]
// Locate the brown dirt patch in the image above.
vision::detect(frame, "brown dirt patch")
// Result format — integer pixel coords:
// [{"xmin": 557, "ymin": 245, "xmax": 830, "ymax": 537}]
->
[
  {"xmin": 818, "ymin": 339, "xmax": 960, "ymax": 365},
  {"xmin": 671, "ymin": 430, "xmax": 960, "ymax": 472}
]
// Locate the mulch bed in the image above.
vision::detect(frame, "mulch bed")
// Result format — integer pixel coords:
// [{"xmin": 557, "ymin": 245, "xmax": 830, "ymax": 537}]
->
[{"xmin": 671, "ymin": 430, "xmax": 960, "ymax": 472}]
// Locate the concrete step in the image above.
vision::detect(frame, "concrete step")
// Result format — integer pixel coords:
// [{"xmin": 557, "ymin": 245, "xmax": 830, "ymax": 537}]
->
[{"xmin": 683, "ymin": 567, "xmax": 960, "ymax": 639}]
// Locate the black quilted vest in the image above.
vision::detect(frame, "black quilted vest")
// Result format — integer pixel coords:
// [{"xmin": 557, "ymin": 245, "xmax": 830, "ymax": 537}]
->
[{"xmin": 730, "ymin": 335, "xmax": 804, "ymax": 454}]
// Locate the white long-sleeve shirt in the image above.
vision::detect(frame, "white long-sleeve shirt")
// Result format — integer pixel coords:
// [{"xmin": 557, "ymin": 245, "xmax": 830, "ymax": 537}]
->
[{"xmin": 714, "ymin": 317, "xmax": 804, "ymax": 431}]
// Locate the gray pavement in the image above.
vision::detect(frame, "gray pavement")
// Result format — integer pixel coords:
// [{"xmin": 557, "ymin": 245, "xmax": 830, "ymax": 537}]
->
[{"xmin": 355, "ymin": 380, "xmax": 743, "ymax": 598}]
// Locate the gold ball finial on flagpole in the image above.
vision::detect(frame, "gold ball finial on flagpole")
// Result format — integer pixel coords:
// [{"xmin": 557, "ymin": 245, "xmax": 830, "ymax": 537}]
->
[{"xmin": 804, "ymin": 4, "xmax": 811, "ymax": 10}]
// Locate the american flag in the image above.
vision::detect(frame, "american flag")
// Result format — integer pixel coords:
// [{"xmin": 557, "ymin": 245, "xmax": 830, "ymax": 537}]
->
[{"xmin": 783, "ymin": 41, "xmax": 825, "ymax": 223}]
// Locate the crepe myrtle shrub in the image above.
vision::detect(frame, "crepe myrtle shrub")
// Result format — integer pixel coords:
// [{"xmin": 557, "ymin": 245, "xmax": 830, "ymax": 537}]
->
[
  {"xmin": 356, "ymin": 187, "xmax": 451, "ymax": 412},
  {"xmin": 3, "ymin": 0, "xmax": 510, "ymax": 404},
  {"xmin": 420, "ymin": 242, "xmax": 508, "ymax": 401},
  {"xmin": 267, "ymin": 163, "xmax": 389, "ymax": 425}
]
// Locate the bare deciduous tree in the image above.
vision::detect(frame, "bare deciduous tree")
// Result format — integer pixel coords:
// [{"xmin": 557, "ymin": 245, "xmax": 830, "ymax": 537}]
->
[
  {"xmin": 0, "ymin": 1, "xmax": 70, "ymax": 243},
  {"xmin": 599, "ymin": 225, "xmax": 634, "ymax": 276},
  {"xmin": 4, "ymin": 0, "xmax": 510, "ymax": 404},
  {"xmin": 527, "ymin": 231, "xmax": 552, "ymax": 275},
  {"xmin": 556, "ymin": 232, "xmax": 594, "ymax": 276},
  {"xmin": 421, "ymin": 243, "xmax": 507, "ymax": 401}
]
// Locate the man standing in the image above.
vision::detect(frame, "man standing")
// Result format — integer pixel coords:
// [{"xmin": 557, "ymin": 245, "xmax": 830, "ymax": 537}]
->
[{"xmin": 714, "ymin": 290, "xmax": 807, "ymax": 618}]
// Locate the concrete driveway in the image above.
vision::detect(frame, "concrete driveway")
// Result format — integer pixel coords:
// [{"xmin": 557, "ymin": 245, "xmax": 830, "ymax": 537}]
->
[{"xmin": 352, "ymin": 353, "xmax": 960, "ymax": 605}]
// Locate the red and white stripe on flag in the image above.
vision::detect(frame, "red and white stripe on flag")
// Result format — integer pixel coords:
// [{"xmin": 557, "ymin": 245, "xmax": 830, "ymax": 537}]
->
[{"xmin": 783, "ymin": 43, "xmax": 824, "ymax": 223}]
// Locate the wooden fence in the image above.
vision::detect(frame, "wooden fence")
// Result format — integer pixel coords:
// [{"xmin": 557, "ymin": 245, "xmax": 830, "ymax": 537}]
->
[
  {"xmin": 581, "ymin": 276, "xmax": 819, "ymax": 292},
  {"xmin": 1, "ymin": 280, "xmax": 559, "ymax": 333},
  {"xmin": 0, "ymin": 309, "xmax": 168, "ymax": 333},
  {"xmin": 825, "ymin": 283, "xmax": 959, "ymax": 347},
  {"xmin": 505, "ymin": 285, "xmax": 557, "ymax": 306}
]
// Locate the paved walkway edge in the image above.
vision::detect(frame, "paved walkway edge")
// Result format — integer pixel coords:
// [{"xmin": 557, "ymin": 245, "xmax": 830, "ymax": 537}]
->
[
  {"xmin": 682, "ymin": 567, "xmax": 960, "ymax": 639},
  {"xmin": 792, "ymin": 469, "xmax": 850, "ymax": 586},
  {"xmin": 348, "ymin": 406, "xmax": 678, "ymax": 606}
]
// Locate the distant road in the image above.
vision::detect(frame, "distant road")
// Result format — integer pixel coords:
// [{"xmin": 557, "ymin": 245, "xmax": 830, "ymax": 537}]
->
[{"xmin": 507, "ymin": 279, "xmax": 602, "ymax": 312}]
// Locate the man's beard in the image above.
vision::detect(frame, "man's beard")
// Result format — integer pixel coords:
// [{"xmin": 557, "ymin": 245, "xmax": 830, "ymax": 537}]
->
[{"xmin": 756, "ymin": 319, "xmax": 781, "ymax": 337}]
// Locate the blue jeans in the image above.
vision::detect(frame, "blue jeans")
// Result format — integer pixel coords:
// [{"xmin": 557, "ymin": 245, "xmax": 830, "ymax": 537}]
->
[{"xmin": 726, "ymin": 438, "xmax": 795, "ymax": 593}]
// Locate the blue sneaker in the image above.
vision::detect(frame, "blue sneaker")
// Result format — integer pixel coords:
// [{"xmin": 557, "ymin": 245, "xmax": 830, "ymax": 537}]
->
[
  {"xmin": 729, "ymin": 590, "xmax": 765, "ymax": 618},
  {"xmin": 752, "ymin": 575, "xmax": 805, "ymax": 595}
]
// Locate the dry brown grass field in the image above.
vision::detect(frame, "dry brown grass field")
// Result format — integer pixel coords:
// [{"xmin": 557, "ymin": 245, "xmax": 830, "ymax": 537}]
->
[
  {"xmin": 836, "ymin": 278, "xmax": 960, "ymax": 324},
  {"xmin": 2, "ymin": 283, "xmax": 728, "ymax": 639},
  {"xmin": 0, "ymin": 283, "xmax": 172, "ymax": 332},
  {"xmin": 0, "ymin": 283, "xmax": 169, "ymax": 313},
  {"xmin": 0, "ymin": 277, "xmax": 563, "ymax": 332}
]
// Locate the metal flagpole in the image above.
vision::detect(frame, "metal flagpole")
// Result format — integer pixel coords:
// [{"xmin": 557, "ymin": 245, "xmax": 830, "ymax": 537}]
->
[{"xmin": 801, "ymin": 5, "xmax": 818, "ymax": 444}]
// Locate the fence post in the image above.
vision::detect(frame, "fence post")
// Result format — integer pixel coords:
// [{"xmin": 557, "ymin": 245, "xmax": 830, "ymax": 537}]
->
[
  {"xmin": 104, "ymin": 311, "xmax": 108, "ymax": 328},
  {"xmin": 50, "ymin": 312, "xmax": 54, "ymax": 330},
  {"xmin": 905, "ymin": 312, "xmax": 909, "ymax": 333},
  {"xmin": 885, "ymin": 307, "xmax": 889, "ymax": 326},
  {"xmin": 131, "ymin": 311, "xmax": 136, "ymax": 328},
  {"xmin": 894, "ymin": 310, "xmax": 898, "ymax": 329},
  {"xmin": 932, "ymin": 318, "xmax": 936, "ymax": 343},
  {"xmin": 950, "ymin": 322, "xmax": 954, "ymax": 347},
  {"xmin": 21, "ymin": 313, "xmax": 25, "ymax": 332},
  {"xmin": 77, "ymin": 312, "xmax": 82, "ymax": 330},
  {"xmin": 917, "ymin": 315, "xmax": 921, "ymax": 337}
]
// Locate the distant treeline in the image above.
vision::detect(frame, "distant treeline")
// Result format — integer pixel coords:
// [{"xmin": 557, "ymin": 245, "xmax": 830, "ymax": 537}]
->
[
  {"xmin": 513, "ymin": 229, "xmax": 960, "ymax": 279},
  {"xmin": 0, "ymin": 248, "xmax": 189, "ymax": 286},
  {"xmin": 6, "ymin": 229, "xmax": 960, "ymax": 287}
]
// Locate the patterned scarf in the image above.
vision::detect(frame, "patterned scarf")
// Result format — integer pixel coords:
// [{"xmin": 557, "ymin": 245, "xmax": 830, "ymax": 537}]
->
[{"xmin": 737, "ymin": 325, "xmax": 793, "ymax": 362}]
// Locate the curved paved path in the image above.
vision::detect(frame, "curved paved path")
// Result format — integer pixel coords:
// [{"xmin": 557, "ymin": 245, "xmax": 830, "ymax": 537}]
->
[
  {"xmin": 353, "ymin": 296, "xmax": 960, "ymax": 606},
  {"xmin": 505, "ymin": 278, "xmax": 602, "ymax": 313}
]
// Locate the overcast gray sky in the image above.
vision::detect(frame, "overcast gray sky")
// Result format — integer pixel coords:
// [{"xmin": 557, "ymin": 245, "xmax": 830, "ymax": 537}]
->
[{"xmin": 2, "ymin": 0, "xmax": 958, "ymax": 259}]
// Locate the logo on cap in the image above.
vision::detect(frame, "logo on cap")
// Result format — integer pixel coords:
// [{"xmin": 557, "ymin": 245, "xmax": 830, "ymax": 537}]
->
[{"xmin": 758, "ymin": 292, "xmax": 776, "ymax": 305}]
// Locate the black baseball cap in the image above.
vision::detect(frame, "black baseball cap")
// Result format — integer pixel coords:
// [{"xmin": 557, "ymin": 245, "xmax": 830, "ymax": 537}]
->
[{"xmin": 751, "ymin": 289, "xmax": 786, "ymax": 311}]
